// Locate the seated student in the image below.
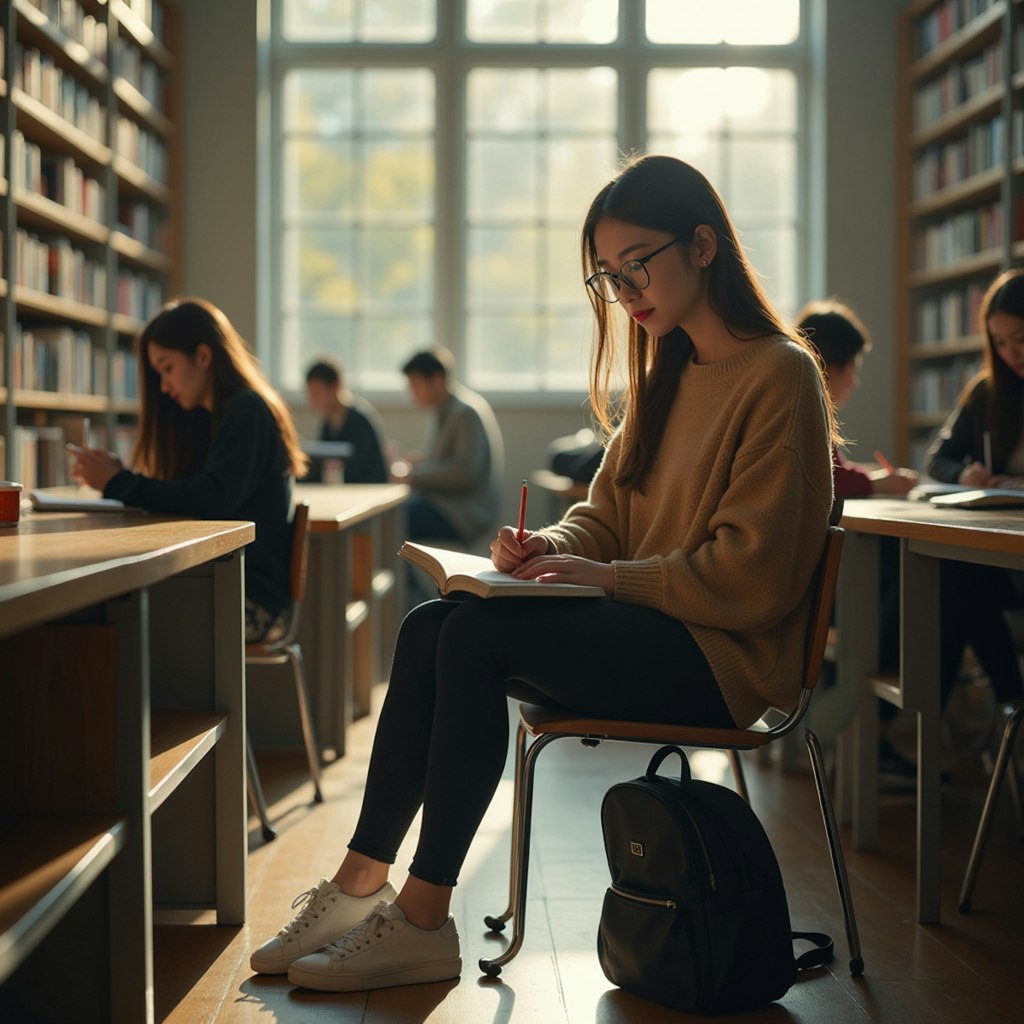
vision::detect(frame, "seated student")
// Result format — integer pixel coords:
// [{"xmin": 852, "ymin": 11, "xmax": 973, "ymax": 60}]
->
[
  {"xmin": 303, "ymin": 358, "xmax": 388, "ymax": 484},
  {"xmin": 925, "ymin": 269, "xmax": 1024, "ymax": 719},
  {"xmin": 250, "ymin": 155, "xmax": 836, "ymax": 993},
  {"xmin": 69, "ymin": 297, "xmax": 307, "ymax": 643},
  {"xmin": 391, "ymin": 346, "xmax": 503, "ymax": 545},
  {"xmin": 797, "ymin": 300, "xmax": 920, "ymax": 780}
]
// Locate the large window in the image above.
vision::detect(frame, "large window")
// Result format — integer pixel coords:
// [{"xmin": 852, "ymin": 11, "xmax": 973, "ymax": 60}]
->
[{"xmin": 269, "ymin": 0, "xmax": 806, "ymax": 395}]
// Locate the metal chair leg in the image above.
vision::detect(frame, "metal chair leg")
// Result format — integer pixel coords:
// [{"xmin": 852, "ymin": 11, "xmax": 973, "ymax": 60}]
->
[
  {"xmin": 288, "ymin": 644, "xmax": 324, "ymax": 803},
  {"xmin": 805, "ymin": 727, "xmax": 863, "ymax": 975},
  {"xmin": 728, "ymin": 749, "xmax": 750, "ymax": 804},
  {"xmin": 479, "ymin": 733, "xmax": 559, "ymax": 977},
  {"xmin": 959, "ymin": 705, "xmax": 1023, "ymax": 913},
  {"xmin": 247, "ymin": 735, "xmax": 277, "ymax": 842},
  {"xmin": 484, "ymin": 720, "xmax": 528, "ymax": 933}
]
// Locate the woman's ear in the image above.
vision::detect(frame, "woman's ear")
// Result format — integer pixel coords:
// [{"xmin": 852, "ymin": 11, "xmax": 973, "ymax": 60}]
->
[
  {"xmin": 693, "ymin": 225, "xmax": 718, "ymax": 268},
  {"xmin": 194, "ymin": 342, "xmax": 214, "ymax": 369}
]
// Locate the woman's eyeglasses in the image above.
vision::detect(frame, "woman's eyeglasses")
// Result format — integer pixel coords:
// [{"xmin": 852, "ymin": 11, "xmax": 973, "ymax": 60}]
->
[{"xmin": 585, "ymin": 236, "xmax": 687, "ymax": 303}]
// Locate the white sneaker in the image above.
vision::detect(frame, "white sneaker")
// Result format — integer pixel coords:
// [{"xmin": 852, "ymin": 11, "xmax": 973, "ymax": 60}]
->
[
  {"xmin": 250, "ymin": 878, "xmax": 398, "ymax": 974},
  {"xmin": 287, "ymin": 901, "xmax": 462, "ymax": 992}
]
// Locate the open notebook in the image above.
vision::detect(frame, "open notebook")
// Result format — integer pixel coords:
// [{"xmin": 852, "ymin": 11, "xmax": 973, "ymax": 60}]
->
[{"xmin": 30, "ymin": 487, "xmax": 138, "ymax": 512}]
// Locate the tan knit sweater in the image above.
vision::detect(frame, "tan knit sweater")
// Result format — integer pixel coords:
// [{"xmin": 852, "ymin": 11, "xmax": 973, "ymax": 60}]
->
[{"xmin": 540, "ymin": 337, "xmax": 834, "ymax": 728}]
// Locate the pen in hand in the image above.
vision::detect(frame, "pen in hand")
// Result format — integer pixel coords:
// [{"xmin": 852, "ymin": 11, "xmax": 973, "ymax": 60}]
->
[
  {"xmin": 873, "ymin": 449, "xmax": 895, "ymax": 475},
  {"xmin": 516, "ymin": 478, "xmax": 528, "ymax": 543}
]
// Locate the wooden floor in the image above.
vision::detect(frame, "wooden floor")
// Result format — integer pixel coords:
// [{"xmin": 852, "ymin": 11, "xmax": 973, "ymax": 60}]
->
[{"xmin": 156, "ymin": 685, "xmax": 1024, "ymax": 1023}]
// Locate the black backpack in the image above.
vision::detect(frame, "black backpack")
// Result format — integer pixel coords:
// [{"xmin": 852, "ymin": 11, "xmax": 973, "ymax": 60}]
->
[{"xmin": 597, "ymin": 745, "xmax": 832, "ymax": 1013}]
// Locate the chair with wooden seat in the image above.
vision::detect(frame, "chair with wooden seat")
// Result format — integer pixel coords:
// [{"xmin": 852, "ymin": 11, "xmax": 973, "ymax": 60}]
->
[
  {"xmin": 479, "ymin": 520, "xmax": 864, "ymax": 978},
  {"xmin": 246, "ymin": 501, "xmax": 324, "ymax": 841}
]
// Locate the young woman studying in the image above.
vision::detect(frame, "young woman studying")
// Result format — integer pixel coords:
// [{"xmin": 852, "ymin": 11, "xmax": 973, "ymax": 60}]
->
[
  {"xmin": 924, "ymin": 269, "xmax": 1024, "ymax": 716},
  {"xmin": 68, "ymin": 297, "xmax": 308, "ymax": 643},
  {"xmin": 250, "ymin": 154, "xmax": 837, "ymax": 993}
]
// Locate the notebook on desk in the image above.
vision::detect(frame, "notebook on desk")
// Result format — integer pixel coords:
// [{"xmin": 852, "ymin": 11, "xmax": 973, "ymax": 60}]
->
[
  {"xmin": 928, "ymin": 488, "xmax": 1024, "ymax": 509},
  {"xmin": 29, "ymin": 488, "xmax": 138, "ymax": 512},
  {"xmin": 907, "ymin": 483, "xmax": 974, "ymax": 501}
]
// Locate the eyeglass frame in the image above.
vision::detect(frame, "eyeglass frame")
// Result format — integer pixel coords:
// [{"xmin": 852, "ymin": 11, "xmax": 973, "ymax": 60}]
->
[{"xmin": 584, "ymin": 234, "xmax": 691, "ymax": 303}]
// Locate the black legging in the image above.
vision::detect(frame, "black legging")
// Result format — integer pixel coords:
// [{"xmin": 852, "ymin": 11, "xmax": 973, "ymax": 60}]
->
[{"xmin": 348, "ymin": 596, "xmax": 734, "ymax": 887}]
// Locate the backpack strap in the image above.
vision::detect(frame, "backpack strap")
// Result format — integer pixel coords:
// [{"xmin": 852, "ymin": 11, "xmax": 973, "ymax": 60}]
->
[{"xmin": 792, "ymin": 931, "xmax": 834, "ymax": 971}]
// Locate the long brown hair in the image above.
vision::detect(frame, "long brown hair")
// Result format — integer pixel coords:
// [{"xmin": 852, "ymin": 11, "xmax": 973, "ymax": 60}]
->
[
  {"xmin": 133, "ymin": 297, "xmax": 308, "ymax": 479},
  {"xmin": 970, "ymin": 269, "xmax": 1024, "ymax": 465},
  {"xmin": 581, "ymin": 154, "xmax": 838, "ymax": 492}
]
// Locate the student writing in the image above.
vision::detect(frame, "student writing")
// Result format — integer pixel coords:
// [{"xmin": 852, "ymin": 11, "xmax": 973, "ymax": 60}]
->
[
  {"xmin": 69, "ymin": 297, "xmax": 308, "ymax": 643},
  {"xmin": 249, "ymin": 155, "xmax": 837, "ymax": 994}
]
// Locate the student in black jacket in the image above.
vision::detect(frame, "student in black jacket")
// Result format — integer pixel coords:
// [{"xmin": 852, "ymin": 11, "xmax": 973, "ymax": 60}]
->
[{"xmin": 69, "ymin": 297, "xmax": 308, "ymax": 642}]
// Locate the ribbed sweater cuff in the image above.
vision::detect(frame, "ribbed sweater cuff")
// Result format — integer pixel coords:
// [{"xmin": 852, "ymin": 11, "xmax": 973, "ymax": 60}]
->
[{"xmin": 612, "ymin": 557, "xmax": 663, "ymax": 608}]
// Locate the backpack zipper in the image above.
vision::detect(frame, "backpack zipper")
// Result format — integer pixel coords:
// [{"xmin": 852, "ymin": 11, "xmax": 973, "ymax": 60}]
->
[
  {"xmin": 679, "ymin": 802, "xmax": 717, "ymax": 893},
  {"xmin": 610, "ymin": 883, "xmax": 677, "ymax": 909}
]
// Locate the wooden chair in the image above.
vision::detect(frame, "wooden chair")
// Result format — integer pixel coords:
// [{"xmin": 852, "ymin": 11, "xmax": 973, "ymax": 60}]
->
[
  {"xmin": 479, "ymin": 521, "xmax": 864, "ymax": 978},
  {"xmin": 245, "ymin": 501, "xmax": 324, "ymax": 841}
]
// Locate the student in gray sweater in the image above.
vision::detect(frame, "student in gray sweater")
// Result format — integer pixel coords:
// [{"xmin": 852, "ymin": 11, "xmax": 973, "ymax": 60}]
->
[{"xmin": 392, "ymin": 347, "xmax": 503, "ymax": 545}]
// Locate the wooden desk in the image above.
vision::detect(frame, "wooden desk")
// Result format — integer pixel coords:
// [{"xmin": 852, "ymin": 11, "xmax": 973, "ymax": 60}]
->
[
  {"xmin": 284, "ymin": 483, "xmax": 408, "ymax": 759},
  {"xmin": 0, "ymin": 510, "xmax": 253, "ymax": 1024},
  {"xmin": 838, "ymin": 498, "xmax": 1024, "ymax": 923}
]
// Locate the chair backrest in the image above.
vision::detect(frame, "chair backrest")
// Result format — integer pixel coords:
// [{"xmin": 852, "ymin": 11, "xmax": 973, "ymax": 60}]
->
[
  {"xmin": 800, "ymin": 524, "xmax": 845, "ymax": 695},
  {"xmin": 290, "ymin": 501, "xmax": 311, "ymax": 605}
]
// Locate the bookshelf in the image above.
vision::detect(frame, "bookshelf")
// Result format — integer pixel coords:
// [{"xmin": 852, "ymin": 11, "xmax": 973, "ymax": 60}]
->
[
  {"xmin": 898, "ymin": 0, "xmax": 1024, "ymax": 469},
  {"xmin": 0, "ymin": 0, "xmax": 180, "ymax": 487}
]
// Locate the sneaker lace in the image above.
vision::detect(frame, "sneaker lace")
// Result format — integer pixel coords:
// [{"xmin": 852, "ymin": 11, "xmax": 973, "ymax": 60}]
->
[
  {"xmin": 323, "ymin": 901, "xmax": 395, "ymax": 958},
  {"xmin": 280, "ymin": 882, "xmax": 335, "ymax": 937}
]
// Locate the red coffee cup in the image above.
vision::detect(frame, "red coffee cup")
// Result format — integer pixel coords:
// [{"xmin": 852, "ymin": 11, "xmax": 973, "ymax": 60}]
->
[{"xmin": 0, "ymin": 481, "xmax": 24, "ymax": 525}]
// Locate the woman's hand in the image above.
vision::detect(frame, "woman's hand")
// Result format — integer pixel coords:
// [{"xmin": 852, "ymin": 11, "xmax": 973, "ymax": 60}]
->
[
  {"xmin": 990, "ymin": 475, "xmax": 1024, "ymax": 490},
  {"xmin": 491, "ymin": 525, "xmax": 548, "ymax": 572},
  {"xmin": 959, "ymin": 461, "xmax": 992, "ymax": 487},
  {"xmin": 511, "ymin": 553, "xmax": 614, "ymax": 595},
  {"xmin": 69, "ymin": 446, "xmax": 124, "ymax": 491},
  {"xmin": 870, "ymin": 467, "xmax": 919, "ymax": 496}
]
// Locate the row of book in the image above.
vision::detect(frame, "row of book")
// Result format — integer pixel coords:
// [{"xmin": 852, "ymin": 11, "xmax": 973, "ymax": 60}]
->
[
  {"xmin": 912, "ymin": 200, "xmax": 1003, "ymax": 270},
  {"xmin": 10, "ymin": 130, "xmax": 106, "ymax": 222},
  {"xmin": 14, "ymin": 228, "xmax": 108, "ymax": 307},
  {"xmin": 911, "ymin": 354, "xmax": 981, "ymax": 413},
  {"xmin": 912, "ymin": 116, "xmax": 1004, "ymax": 200},
  {"xmin": 0, "ymin": 328, "xmax": 139, "ymax": 400},
  {"xmin": 117, "ymin": 200, "xmax": 168, "ymax": 252},
  {"xmin": 913, "ymin": 0, "xmax": 999, "ymax": 60},
  {"xmin": 117, "ymin": 271, "xmax": 164, "ymax": 323},
  {"xmin": 912, "ymin": 41, "xmax": 1000, "ymax": 132},
  {"xmin": 22, "ymin": 1, "xmax": 109, "ymax": 64},
  {"xmin": 113, "ymin": 36, "xmax": 167, "ymax": 113},
  {"xmin": 122, "ymin": 0, "xmax": 167, "ymax": 40},
  {"xmin": 117, "ymin": 116, "xmax": 168, "ymax": 184},
  {"xmin": 915, "ymin": 282, "xmax": 986, "ymax": 344},
  {"xmin": 7, "ymin": 420, "xmax": 137, "ymax": 491},
  {"xmin": 13, "ymin": 44, "xmax": 106, "ymax": 145}
]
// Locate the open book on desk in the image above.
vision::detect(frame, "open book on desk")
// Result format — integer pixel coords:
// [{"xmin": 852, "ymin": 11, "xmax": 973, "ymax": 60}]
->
[
  {"xmin": 928, "ymin": 488, "xmax": 1024, "ymax": 509},
  {"xmin": 399, "ymin": 541, "xmax": 605, "ymax": 599}
]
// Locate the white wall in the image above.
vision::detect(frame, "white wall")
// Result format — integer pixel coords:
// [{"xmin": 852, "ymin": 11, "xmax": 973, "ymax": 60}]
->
[{"xmin": 178, "ymin": 0, "xmax": 906, "ymax": 519}]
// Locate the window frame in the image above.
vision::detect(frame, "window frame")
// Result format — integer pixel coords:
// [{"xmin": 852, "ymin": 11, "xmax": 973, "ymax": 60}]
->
[{"xmin": 262, "ymin": 0, "xmax": 814, "ymax": 406}]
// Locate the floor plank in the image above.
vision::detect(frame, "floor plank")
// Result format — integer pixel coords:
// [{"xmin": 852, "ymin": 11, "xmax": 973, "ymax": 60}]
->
[{"xmin": 157, "ymin": 691, "xmax": 1024, "ymax": 1023}]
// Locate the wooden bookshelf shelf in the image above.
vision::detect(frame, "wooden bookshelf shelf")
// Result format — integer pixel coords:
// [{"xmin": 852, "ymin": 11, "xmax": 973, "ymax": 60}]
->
[
  {"xmin": 113, "ymin": 156, "xmax": 171, "ymax": 205},
  {"xmin": 14, "ymin": 189, "xmax": 109, "ymax": 245},
  {"xmin": 112, "ymin": 312, "xmax": 144, "ymax": 336},
  {"xmin": 111, "ymin": 0, "xmax": 175, "ymax": 71},
  {"xmin": 908, "ymin": 165, "xmax": 1003, "ymax": 217},
  {"xmin": 909, "ymin": 82, "xmax": 1004, "ymax": 149},
  {"xmin": 908, "ymin": 248, "xmax": 1004, "ymax": 287},
  {"xmin": 13, "ymin": 390, "xmax": 110, "ymax": 413},
  {"xmin": 149, "ymin": 712, "xmax": 227, "ymax": 813},
  {"xmin": 110, "ymin": 397, "xmax": 140, "ymax": 415},
  {"xmin": 0, "ymin": 815, "xmax": 125, "ymax": 983},
  {"xmin": 13, "ymin": 287, "xmax": 109, "ymax": 327},
  {"xmin": 909, "ymin": 335, "xmax": 987, "ymax": 359},
  {"xmin": 908, "ymin": 1, "xmax": 1004, "ymax": 81},
  {"xmin": 13, "ymin": 0, "xmax": 110, "ymax": 88},
  {"xmin": 12, "ymin": 87, "xmax": 111, "ymax": 168},
  {"xmin": 113, "ymin": 78, "xmax": 172, "ymax": 137},
  {"xmin": 111, "ymin": 230, "xmax": 172, "ymax": 273}
]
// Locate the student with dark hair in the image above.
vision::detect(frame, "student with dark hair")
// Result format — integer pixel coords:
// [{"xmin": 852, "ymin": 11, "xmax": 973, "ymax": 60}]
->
[
  {"xmin": 925, "ymin": 269, "xmax": 1024, "ymax": 717},
  {"xmin": 251, "ymin": 154, "xmax": 836, "ymax": 993},
  {"xmin": 69, "ymin": 297, "xmax": 307, "ymax": 643},
  {"xmin": 797, "ymin": 299, "xmax": 917, "ymax": 497},
  {"xmin": 304, "ymin": 357, "xmax": 388, "ymax": 484},
  {"xmin": 391, "ymin": 345, "xmax": 503, "ymax": 545}
]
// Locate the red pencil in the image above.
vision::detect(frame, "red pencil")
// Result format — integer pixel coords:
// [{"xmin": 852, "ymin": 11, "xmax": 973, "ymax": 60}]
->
[{"xmin": 516, "ymin": 479, "xmax": 528, "ymax": 542}]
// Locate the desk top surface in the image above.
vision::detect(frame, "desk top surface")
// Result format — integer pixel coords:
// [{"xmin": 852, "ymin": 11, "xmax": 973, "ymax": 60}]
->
[
  {"xmin": 0, "ymin": 512, "xmax": 254, "ymax": 638},
  {"xmin": 841, "ymin": 497, "xmax": 1024, "ymax": 554},
  {"xmin": 293, "ymin": 483, "xmax": 409, "ymax": 532}
]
